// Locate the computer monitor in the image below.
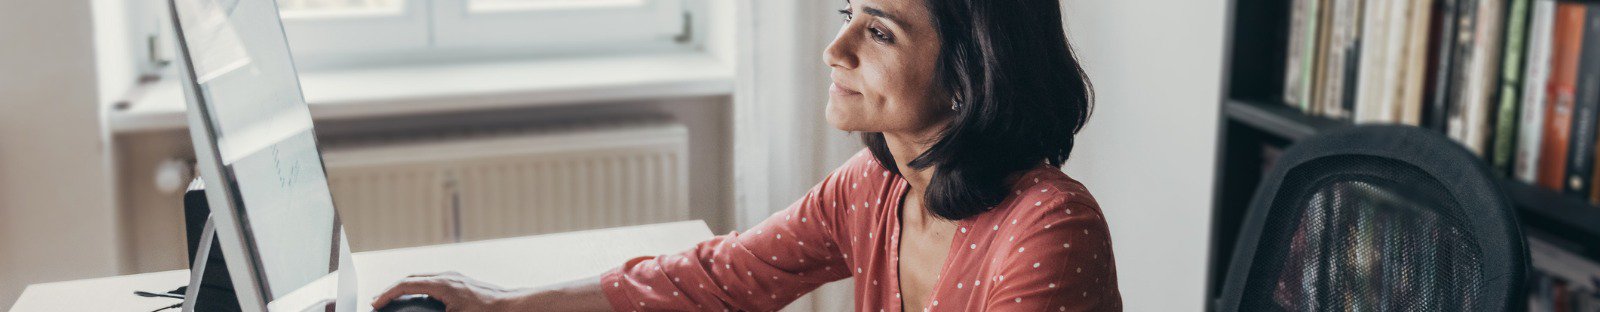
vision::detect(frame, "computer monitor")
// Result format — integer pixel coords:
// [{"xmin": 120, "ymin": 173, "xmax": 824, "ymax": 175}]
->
[{"xmin": 167, "ymin": 0, "xmax": 356, "ymax": 311}]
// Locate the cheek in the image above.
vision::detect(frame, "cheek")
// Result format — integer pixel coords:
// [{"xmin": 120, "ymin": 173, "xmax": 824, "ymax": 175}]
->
[
  {"xmin": 871, "ymin": 59, "xmax": 944, "ymax": 127},
  {"xmin": 826, "ymin": 48, "xmax": 944, "ymax": 132}
]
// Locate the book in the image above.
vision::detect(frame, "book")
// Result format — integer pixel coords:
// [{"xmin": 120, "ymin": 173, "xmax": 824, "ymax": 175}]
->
[
  {"xmin": 1378, "ymin": 0, "xmax": 1414, "ymax": 123},
  {"xmin": 1339, "ymin": 0, "xmax": 1366, "ymax": 120},
  {"xmin": 1301, "ymin": 1, "xmax": 1327, "ymax": 114},
  {"xmin": 1312, "ymin": 0, "xmax": 1338, "ymax": 117},
  {"xmin": 1567, "ymin": 5, "xmax": 1600, "ymax": 197},
  {"xmin": 1285, "ymin": 0, "xmax": 1317, "ymax": 110},
  {"xmin": 1536, "ymin": 2, "xmax": 1587, "ymax": 191},
  {"xmin": 1446, "ymin": 0, "xmax": 1483, "ymax": 152},
  {"xmin": 1528, "ymin": 238, "xmax": 1600, "ymax": 312},
  {"xmin": 1355, "ymin": 0, "xmax": 1415, "ymax": 124},
  {"xmin": 1322, "ymin": 0, "xmax": 1359, "ymax": 120},
  {"xmin": 1464, "ymin": 0, "xmax": 1506, "ymax": 156},
  {"xmin": 1399, "ymin": 0, "xmax": 1439, "ymax": 126},
  {"xmin": 1355, "ymin": 0, "xmax": 1391, "ymax": 123},
  {"xmin": 1426, "ymin": 0, "xmax": 1462, "ymax": 132},
  {"xmin": 1516, "ymin": 0, "xmax": 1558, "ymax": 184},
  {"xmin": 1492, "ymin": 0, "xmax": 1533, "ymax": 177}
]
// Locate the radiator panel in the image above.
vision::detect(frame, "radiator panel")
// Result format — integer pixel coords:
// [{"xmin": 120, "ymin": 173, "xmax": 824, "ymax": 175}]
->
[
  {"xmin": 326, "ymin": 165, "xmax": 453, "ymax": 252},
  {"xmin": 321, "ymin": 122, "xmax": 689, "ymax": 251}
]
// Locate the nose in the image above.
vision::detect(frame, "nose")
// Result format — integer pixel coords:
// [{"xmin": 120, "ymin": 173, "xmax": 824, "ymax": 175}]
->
[{"xmin": 823, "ymin": 23, "xmax": 859, "ymax": 70}]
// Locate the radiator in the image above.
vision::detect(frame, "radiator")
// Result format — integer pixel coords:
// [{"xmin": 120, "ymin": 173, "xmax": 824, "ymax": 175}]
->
[{"xmin": 320, "ymin": 120, "xmax": 690, "ymax": 252}]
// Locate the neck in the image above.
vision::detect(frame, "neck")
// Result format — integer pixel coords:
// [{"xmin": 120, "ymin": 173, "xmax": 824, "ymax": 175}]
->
[{"xmin": 884, "ymin": 127, "xmax": 946, "ymax": 228}]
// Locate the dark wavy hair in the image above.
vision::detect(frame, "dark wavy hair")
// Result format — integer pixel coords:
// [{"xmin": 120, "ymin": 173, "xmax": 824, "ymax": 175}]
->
[{"xmin": 862, "ymin": 0, "xmax": 1093, "ymax": 221}]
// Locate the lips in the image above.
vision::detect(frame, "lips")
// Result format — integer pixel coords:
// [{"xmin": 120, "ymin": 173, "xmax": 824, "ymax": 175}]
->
[{"xmin": 829, "ymin": 81, "xmax": 862, "ymax": 96}]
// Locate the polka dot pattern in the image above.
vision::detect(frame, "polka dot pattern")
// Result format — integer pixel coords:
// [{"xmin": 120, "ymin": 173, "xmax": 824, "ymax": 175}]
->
[{"xmin": 600, "ymin": 150, "xmax": 1121, "ymax": 311}]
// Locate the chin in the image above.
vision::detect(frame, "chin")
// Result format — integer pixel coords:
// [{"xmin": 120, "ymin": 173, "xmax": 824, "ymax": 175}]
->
[{"xmin": 824, "ymin": 101, "xmax": 859, "ymax": 131}]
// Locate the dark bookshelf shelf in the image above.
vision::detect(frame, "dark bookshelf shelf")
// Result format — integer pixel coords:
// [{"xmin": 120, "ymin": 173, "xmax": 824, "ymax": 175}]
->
[
  {"xmin": 1221, "ymin": 96, "xmax": 1600, "ymax": 246},
  {"xmin": 1222, "ymin": 98, "xmax": 1349, "ymax": 141},
  {"xmin": 1503, "ymin": 181, "xmax": 1600, "ymax": 247}
]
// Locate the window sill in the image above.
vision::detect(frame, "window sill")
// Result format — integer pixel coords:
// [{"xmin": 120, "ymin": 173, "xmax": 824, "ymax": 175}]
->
[{"xmin": 109, "ymin": 52, "xmax": 735, "ymax": 133}]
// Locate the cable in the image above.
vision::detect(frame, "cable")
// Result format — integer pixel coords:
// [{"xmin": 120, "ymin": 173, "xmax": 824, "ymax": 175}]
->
[
  {"xmin": 134, "ymin": 290, "xmax": 186, "ymax": 300},
  {"xmin": 149, "ymin": 303, "xmax": 182, "ymax": 312}
]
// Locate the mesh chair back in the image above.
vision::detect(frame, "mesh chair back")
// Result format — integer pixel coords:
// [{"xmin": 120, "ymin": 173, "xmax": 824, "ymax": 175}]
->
[{"xmin": 1217, "ymin": 125, "xmax": 1528, "ymax": 311}]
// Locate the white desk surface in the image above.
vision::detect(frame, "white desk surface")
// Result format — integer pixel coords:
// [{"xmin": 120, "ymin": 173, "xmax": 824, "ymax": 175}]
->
[{"xmin": 10, "ymin": 220, "xmax": 713, "ymax": 312}]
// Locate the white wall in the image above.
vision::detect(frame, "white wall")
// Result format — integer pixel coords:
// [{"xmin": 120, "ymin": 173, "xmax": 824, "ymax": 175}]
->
[
  {"xmin": 0, "ymin": 0, "xmax": 122, "ymax": 308},
  {"xmin": 733, "ymin": 2, "xmax": 862, "ymax": 311},
  {"xmin": 1060, "ymin": 0, "xmax": 1229, "ymax": 311}
]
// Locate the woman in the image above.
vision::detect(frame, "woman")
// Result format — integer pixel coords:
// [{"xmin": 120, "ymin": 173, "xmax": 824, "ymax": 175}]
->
[{"xmin": 373, "ymin": 0, "xmax": 1118, "ymax": 310}]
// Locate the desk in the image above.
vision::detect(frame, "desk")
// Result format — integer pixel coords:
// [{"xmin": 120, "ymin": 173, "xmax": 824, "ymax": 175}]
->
[{"xmin": 10, "ymin": 221, "xmax": 713, "ymax": 312}]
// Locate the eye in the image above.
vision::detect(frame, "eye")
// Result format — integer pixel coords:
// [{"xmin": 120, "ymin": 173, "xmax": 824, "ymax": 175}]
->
[
  {"xmin": 868, "ymin": 25, "xmax": 893, "ymax": 43},
  {"xmin": 837, "ymin": 8, "xmax": 852, "ymax": 23}
]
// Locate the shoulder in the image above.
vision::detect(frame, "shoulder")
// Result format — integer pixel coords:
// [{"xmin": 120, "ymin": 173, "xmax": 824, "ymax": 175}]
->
[
  {"xmin": 1007, "ymin": 165, "xmax": 1101, "ymax": 218},
  {"xmin": 991, "ymin": 166, "xmax": 1108, "ymax": 246}
]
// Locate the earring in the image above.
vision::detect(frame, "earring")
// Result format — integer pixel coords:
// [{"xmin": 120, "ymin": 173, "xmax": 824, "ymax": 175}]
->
[{"xmin": 951, "ymin": 98, "xmax": 962, "ymax": 111}]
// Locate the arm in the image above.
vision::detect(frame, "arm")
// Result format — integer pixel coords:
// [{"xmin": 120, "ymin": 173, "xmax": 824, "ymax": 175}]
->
[
  {"xmin": 502, "ymin": 275, "xmax": 613, "ymax": 312},
  {"xmin": 371, "ymin": 194, "xmax": 851, "ymax": 312},
  {"xmin": 374, "ymin": 152, "xmax": 877, "ymax": 312},
  {"xmin": 597, "ymin": 161, "xmax": 865, "ymax": 311}
]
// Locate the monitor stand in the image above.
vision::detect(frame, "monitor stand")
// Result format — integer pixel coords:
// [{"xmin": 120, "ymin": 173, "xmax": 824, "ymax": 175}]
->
[
  {"xmin": 181, "ymin": 178, "xmax": 243, "ymax": 312},
  {"xmin": 179, "ymin": 178, "xmax": 350, "ymax": 312}
]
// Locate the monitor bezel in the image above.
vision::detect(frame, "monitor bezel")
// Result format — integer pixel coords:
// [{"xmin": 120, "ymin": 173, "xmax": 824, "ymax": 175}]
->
[{"xmin": 166, "ymin": 0, "xmax": 352, "ymax": 310}]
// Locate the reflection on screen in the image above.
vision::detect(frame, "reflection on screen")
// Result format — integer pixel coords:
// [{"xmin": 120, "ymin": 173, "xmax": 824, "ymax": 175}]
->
[{"xmin": 172, "ymin": 0, "xmax": 338, "ymax": 302}]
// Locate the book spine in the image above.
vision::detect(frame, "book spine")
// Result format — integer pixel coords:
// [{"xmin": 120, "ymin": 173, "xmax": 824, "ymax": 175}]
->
[
  {"xmin": 1379, "ymin": 0, "xmax": 1412, "ymax": 122},
  {"xmin": 1427, "ymin": 0, "xmax": 1462, "ymax": 132},
  {"xmin": 1340, "ymin": 0, "xmax": 1366, "ymax": 119},
  {"xmin": 1324, "ymin": 0, "xmax": 1356, "ymax": 119},
  {"xmin": 1400, "ymin": 0, "xmax": 1440, "ymax": 126},
  {"xmin": 1313, "ymin": 0, "xmax": 1338, "ymax": 117},
  {"xmin": 1517, "ymin": 0, "xmax": 1557, "ymax": 184},
  {"xmin": 1285, "ymin": 0, "xmax": 1312, "ymax": 108},
  {"xmin": 1466, "ymin": 0, "xmax": 1506, "ymax": 157},
  {"xmin": 1494, "ymin": 0, "xmax": 1534, "ymax": 176},
  {"xmin": 1537, "ymin": 3, "xmax": 1587, "ymax": 191},
  {"xmin": 1566, "ymin": 5, "xmax": 1600, "ymax": 196},
  {"xmin": 1343, "ymin": 36, "xmax": 1364, "ymax": 120},
  {"xmin": 1447, "ymin": 0, "xmax": 1481, "ymax": 150},
  {"xmin": 1355, "ymin": 0, "xmax": 1388, "ymax": 123},
  {"xmin": 1302, "ymin": 0, "xmax": 1326, "ymax": 112}
]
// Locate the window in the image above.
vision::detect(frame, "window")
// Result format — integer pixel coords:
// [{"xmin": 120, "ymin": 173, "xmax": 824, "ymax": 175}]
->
[
  {"xmin": 276, "ymin": 0, "xmax": 429, "ymax": 56},
  {"xmin": 139, "ymin": 0, "xmax": 693, "ymax": 74},
  {"xmin": 277, "ymin": 0, "xmax": 687, "ymax": 58},
  {"xmin": 429, "ymin": 0, "xmax": 685, "ymax": 50}
]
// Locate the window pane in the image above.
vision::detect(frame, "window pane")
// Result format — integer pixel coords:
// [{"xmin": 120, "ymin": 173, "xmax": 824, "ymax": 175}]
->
[
  {"xmin": 277, "ymin": 0, "xmax": 404, "ymax": 18},
  {"xmin": 468, "ymin": 0, "xmax": 646, "ymax": 13}
]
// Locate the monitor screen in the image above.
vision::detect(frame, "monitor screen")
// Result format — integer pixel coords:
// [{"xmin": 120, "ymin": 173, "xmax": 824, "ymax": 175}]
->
[{"xmin": 170, "ymin": 0, "xmax": 341, "ymax": 304}]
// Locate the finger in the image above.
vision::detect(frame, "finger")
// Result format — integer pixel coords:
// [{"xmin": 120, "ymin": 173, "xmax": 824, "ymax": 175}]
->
[
  {"xmin": 406, "ymin": 271, "xmax": 449, "ymax": 278},
  {"xmin": 371, "ymin": 277, "xmax": 447, "ymax": 308},
  {"xmin": 372, "ymin": 277, "xmax": 417, "ymax": 304}
]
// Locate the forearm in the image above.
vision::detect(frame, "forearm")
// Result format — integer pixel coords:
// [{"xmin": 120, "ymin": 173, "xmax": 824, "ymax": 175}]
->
[{"xmin": 500, "ymin": 274, "xmax": 613, "ymax": 312}]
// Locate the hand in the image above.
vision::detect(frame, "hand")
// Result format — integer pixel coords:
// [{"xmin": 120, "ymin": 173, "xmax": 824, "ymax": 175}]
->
[{"xmin": 372, "ymin": 271, "xmax": 517, "ymax": 311}]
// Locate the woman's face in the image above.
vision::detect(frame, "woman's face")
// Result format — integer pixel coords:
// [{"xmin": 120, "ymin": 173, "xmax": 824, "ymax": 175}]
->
[{"xmin": 824, "ymin": 0, "xmax": 949, "ymax": 134}]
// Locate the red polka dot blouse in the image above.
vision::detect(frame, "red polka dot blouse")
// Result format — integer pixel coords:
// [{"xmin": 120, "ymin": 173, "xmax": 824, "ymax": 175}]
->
[{"xmin": 602, "ymin": 150, "xmax": 1121, "ymax": 311}]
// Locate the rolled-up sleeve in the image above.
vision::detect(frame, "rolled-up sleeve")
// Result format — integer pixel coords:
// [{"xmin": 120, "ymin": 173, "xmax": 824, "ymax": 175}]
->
[{"xmin": 600, "ymin": 156, "xmax": 872, "ymax": 311}]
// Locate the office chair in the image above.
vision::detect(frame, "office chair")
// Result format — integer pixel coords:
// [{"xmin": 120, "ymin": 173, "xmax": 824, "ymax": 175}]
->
[{"xmin": 1216, "ymin": 125, "xmax": 1529, "ymax": 311}]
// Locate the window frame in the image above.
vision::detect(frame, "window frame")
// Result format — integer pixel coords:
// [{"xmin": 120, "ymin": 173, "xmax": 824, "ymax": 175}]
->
[
  {"xmin": 429, "ymin": 0, "xmax": 687, "ymax": 50},
  {"xmin": 277, "ymin": 0, "xmax": 431, "ymax": 55},
  {"xmin": 133, "ymin": 0, "xmax": 699, "ymax": 76}
]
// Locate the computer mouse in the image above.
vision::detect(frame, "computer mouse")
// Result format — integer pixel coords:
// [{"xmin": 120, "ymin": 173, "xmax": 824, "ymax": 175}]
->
[{"xmin": 375, "ymin": 294, "xmax": 446, "ymax": 312}]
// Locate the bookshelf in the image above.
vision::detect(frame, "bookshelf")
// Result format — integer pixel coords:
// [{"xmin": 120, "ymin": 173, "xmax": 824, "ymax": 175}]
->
[{"xmin": 1209, "ymin": 0, "xmax": 1600, "ymax": 309}]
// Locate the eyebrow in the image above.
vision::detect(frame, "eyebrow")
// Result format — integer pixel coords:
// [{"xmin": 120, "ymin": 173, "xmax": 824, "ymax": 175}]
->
[{"xmin": 861, "ymin": 6, "xmax": 905, "ymax": 28}]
